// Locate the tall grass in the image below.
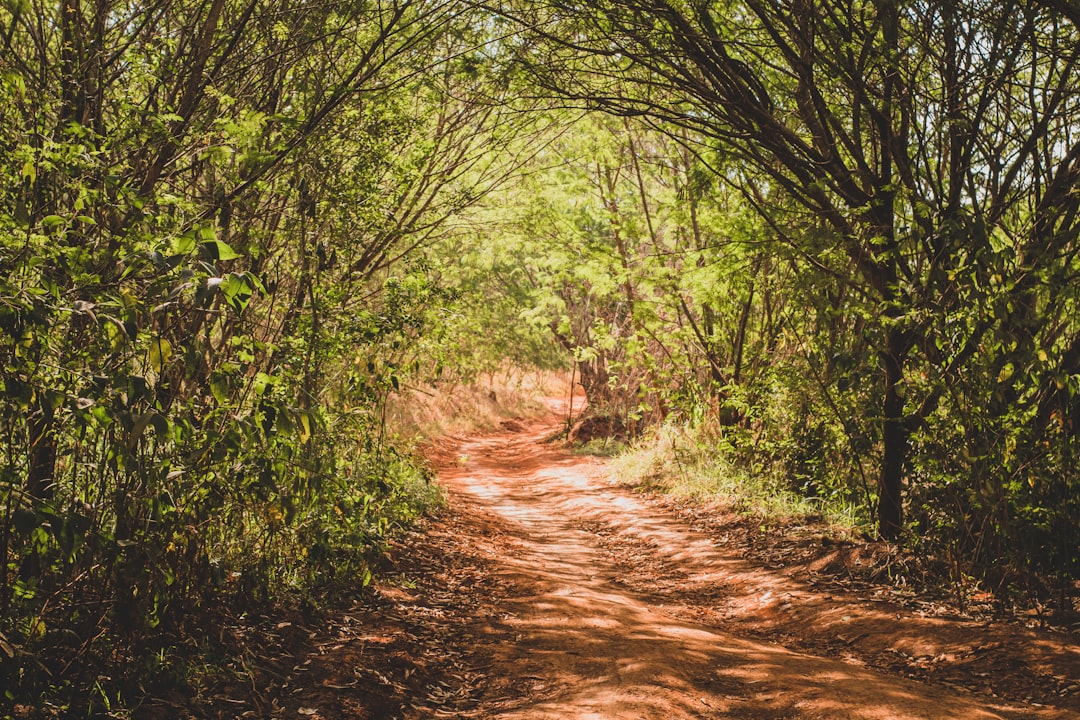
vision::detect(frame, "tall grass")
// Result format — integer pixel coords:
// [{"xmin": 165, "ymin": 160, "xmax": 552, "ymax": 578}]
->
[
  {"xmin": 607, "ymin": 421, "xmax": 862, "ymax": 530},
  {"xmin": 385, "ymin": 367, "xmax": 569, "ymax": 442}
]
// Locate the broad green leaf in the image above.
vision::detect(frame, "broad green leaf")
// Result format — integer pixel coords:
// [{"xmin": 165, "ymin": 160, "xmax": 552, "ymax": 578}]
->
[
  {"xmin": 149, "ymin": 338, "xmax": 173, "ymax": 373},
  {"xmin": 201, "ymin": 239, "xmax": 242, "ymax": 261},
  {"xmin": 210, "ymin": 374, "xmax": 229, "ymax": 404},
  {"xmin": 220, "ymin": 273, "xmax": 253, "ymax": 312},
  {"xmin": 173, "ymin": 232, "xmax": 197, "ymax": 255}
]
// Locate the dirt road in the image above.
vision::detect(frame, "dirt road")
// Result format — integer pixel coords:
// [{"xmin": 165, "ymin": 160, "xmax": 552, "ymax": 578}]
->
[
  {"xmin": 252, "ymin": 406, "xmax": 1080, "ymax": 720},
  {"xmin": 427, "ymin": 407, "xmax": 1079, "ymax": 720}
]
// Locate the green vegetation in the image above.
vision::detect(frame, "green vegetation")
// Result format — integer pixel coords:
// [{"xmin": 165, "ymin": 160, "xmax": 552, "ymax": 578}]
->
[
  {"xmin": 0, "ymin": 0, "xmax": 520, "ymax": 712},
  {"xmin": 608, "ymin": 422, "xmax": 862, "ymax": 529},
  {"xmin": 478, "ymin": 0, "xmax": 1080, "ymax": 600},
  {"xmin": 2, "ymin": 0, "xmax": 1080, "ymax": 712}
]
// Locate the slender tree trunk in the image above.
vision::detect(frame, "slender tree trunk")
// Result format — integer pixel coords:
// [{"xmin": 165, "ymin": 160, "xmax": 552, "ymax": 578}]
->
[
  {"xmin": 878, "ymin": 324, "xmax": 908, "ymax": 540},
  {"xmin": 874, "ymin": 0, "xmax": 907, "ymax": 541}
]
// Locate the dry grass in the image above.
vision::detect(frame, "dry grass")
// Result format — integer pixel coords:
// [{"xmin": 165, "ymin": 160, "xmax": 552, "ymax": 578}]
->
[{"xmin": 385, "ymin": 366, "xmax": 569, "ymax": 444}]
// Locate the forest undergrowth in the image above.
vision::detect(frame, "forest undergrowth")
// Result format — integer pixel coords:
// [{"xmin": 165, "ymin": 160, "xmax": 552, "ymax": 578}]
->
[{"xmin": 600, "ymin": 419, "xmax": 1080, "ymax": 627}]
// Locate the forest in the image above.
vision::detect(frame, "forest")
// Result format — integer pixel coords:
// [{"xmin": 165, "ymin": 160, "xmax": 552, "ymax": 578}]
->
[{"xmin": 1, "ymin": 0, "xmax": 1079, "ymax": 714}]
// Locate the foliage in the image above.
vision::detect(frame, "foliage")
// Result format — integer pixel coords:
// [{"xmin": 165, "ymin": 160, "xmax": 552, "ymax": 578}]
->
[
  {"xmin": 2, "ymin": 0, "xmax": 1080, "ymax": 708},
  {"xmin": 0, "ymin": 0, "xmax": 517, "ymax": 711},
  {"xmin": 478, "ymin": 0, "xmax": 1080, "ymax": 600}
]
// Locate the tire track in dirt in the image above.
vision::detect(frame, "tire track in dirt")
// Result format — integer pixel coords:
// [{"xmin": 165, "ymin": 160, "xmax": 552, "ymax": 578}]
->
[{"xmin": 436, "ymin": 404, "xmax": 1079, "ymax": 720}]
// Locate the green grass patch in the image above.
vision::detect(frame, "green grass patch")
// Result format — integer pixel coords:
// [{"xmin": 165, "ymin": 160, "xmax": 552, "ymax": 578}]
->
[
  {"xmin": 570, "ymin": 436, "xmax": 627, "ymax": 457},
  {"xmin": 606, "ymin": 422, "xmax": 862, "ymax": 530}
]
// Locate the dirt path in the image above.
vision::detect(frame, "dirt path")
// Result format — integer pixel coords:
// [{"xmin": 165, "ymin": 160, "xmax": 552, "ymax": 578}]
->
[
  {"xmin": 231, "ymin": 405, "xmax": 1080, "ymax": 720},
  {"xmin": 427, "ymin": 405, "xmax": 1080, "ymax": 720}
]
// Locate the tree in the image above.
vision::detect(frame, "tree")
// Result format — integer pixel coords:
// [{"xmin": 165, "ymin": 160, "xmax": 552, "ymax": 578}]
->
[{"xmin": 499, "ymin": 0, "xmax": 1080, "ymax": 541}]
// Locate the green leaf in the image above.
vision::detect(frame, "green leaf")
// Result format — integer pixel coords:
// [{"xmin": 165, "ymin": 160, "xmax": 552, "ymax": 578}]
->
[
  {"xmin": 149, "ymin": 338, "xmax": 173, "ymax": 373},
  {"xmin": 220, "ymin": 272, "xmax": 254, "ymax": 313},
  {"xmin": 2, "ymin": 68, "xmax": 26, "ymax": 97},
  {"xmin": 20, "ymin": 159, "xmax": 35, "ymax": 185},
  {"xmin": 12, "ymin": 580, "xmax": 35, "ymax": 601},
  {"xmin": 24, "ymin": 618, "xmax": 45, "ymax": 640},
  {"xmin": 243, "ymin": 271, "xmax": 266, "ymax": 293},
  {"xmin": 201, "ymin": 239, "xmax": 242, "ymax": 261},
  {"xmin": 997, "ymin": 362, "xmax": 1014, "ymax": 383},
  {"xmin": 253, "ymin": 371, "xmax": 276, "ymax": 396},
  {"xmin": 210, "ymin": 374, "xmax": 229, "ymax": 404},
  {"xmin": 91, "ymin": 405, "xmax": 113, "ymax": 427},
  {"xmin": 173, "ymin": 232, "xmax": 197, "ymax": 256},
  {"xmin": 266, "ymin": 413, "xmax": 289, "ymax": 441}
]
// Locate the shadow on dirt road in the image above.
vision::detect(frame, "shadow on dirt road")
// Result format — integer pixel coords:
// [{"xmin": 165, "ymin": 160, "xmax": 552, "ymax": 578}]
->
[{"xmin": 433, "ymin": 401, "xmax": 1079, "ymax": 720}]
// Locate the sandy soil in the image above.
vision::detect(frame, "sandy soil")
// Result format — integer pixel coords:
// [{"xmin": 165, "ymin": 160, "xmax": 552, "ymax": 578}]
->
[{"xmin": 204, "ymin": 401, "xmax": 1080, "ymax": 719}]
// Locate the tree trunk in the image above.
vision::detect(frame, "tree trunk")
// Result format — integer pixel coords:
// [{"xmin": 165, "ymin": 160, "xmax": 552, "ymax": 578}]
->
[
  {"xmin": 874, "ymin": 0, "xmax": 905, "ymax": 541},
  {"xmin": 877, "ymin": 325, "xmax": 908, "ymax": 540}
]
